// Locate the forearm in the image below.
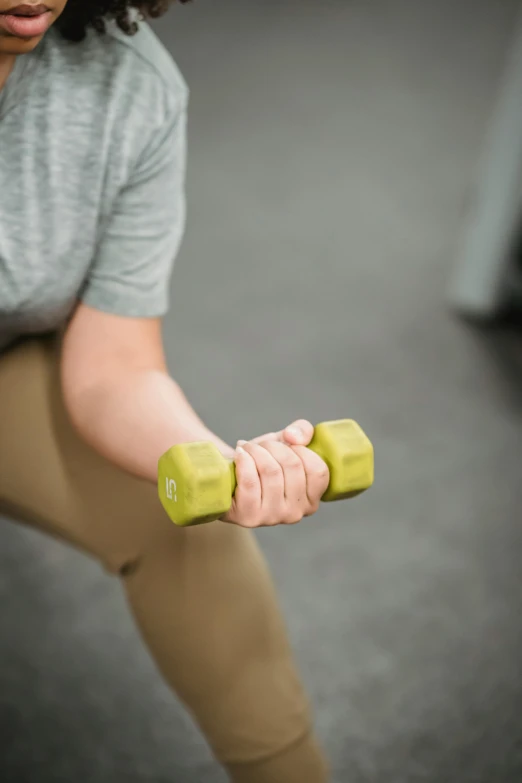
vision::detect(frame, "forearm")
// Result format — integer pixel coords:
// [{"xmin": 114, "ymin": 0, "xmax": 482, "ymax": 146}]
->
[{"xmin": 63, "ymin": 368, "xmax": 236, "ymax": 483}]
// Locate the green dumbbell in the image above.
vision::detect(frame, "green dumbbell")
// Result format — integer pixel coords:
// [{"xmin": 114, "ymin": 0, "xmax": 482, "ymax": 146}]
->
[{"xmin": 158, "ymin": 419, "xmax": 374, "ymax": 527}]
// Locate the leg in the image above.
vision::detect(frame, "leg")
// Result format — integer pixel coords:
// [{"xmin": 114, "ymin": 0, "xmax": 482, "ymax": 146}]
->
[{"xmin": 0, "ymin": 336, "xmax": 329, "ymax": 782}]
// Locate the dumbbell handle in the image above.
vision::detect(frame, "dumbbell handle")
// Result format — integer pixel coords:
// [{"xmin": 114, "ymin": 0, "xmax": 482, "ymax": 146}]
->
[{"xmin": 224, "ymin": 439, "xmax": 356, "ymax": 503}]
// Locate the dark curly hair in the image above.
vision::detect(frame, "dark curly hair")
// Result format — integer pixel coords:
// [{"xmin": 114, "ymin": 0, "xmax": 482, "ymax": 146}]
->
[{"xmin": 55, "ymin": 0, "xmax": 190, "ymax": 42}]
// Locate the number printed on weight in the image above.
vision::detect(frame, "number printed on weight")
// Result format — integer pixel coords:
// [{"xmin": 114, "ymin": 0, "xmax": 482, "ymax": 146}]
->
[{"xmin": 166, "ymin": 478, "xmax": 177, "ymax": 502}]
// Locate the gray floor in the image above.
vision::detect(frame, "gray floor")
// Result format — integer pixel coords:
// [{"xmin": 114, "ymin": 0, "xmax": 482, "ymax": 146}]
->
[{"xmin": 2, "ymin": 1, "xmax": 522, "ymax": 781}]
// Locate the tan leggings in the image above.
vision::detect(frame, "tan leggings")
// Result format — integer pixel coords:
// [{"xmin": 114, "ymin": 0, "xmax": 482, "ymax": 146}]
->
[{"xmin": 0, "ymin": 335, "xmax": 329, "ymax": 782}]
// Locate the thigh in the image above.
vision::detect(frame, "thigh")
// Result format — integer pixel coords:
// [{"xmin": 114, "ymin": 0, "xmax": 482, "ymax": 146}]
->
[
  {"xmin": 0, "ymin": 336, "xmax": 285, "ymax": 579},
  {"xmin": 0, "ymin": 334, "xmax": 190, "ymax": 571}
]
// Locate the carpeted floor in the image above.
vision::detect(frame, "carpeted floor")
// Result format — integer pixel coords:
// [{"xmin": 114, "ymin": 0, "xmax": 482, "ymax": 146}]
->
[{"xmin": 1, "ymin": 1, "xmax": 522, "ymax": 781}]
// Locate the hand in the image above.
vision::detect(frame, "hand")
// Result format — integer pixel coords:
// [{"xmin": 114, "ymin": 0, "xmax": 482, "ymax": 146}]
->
[{"xmin": 221, "ymin": 419, "xmax": 330, "ymax": 528}]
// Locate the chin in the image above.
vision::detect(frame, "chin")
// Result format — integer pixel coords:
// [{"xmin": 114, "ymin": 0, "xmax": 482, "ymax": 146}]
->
[{"xmin": 0, "ymin": 34, "xmax": 45, "ymax": 53}]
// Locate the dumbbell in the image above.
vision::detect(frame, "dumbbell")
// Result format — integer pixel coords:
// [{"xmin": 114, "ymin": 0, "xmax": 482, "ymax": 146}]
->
[{"xmin": 157, "ymin": 419, "xmax": 374, "ymax": 527}]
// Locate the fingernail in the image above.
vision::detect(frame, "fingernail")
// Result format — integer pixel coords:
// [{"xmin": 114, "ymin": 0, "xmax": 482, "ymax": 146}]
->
[
  {"xmin": 236, "ymin": 446, "xmax": 246, "ymax": 454},
  {"xmin": 237, "ymin": 439, "xmax": 247, "ymax": 447},
  {"xmin": 286, "ymin": 426, "xmax": 302, "ymax": 438}
]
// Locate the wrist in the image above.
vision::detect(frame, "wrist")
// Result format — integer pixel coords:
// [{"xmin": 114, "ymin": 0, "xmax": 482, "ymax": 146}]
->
[{"xmin": 200, "ymin": 431, "xmax": 236, "ymax": 461}]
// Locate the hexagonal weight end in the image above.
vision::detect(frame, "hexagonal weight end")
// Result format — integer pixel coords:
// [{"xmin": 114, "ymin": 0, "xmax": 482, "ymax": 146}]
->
[
  {"xmin": 158, "ymin": 441, "xmax": 233, "ymax": 527},
  {"xmin": 309, "ymin": 419, "xmax": 374, "ymax": 502}
]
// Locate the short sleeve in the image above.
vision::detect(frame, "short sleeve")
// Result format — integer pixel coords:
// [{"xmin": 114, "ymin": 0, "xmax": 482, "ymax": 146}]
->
[{"xmin": 80, "ymin": 96, "xmax": 188, "ymax": 318}]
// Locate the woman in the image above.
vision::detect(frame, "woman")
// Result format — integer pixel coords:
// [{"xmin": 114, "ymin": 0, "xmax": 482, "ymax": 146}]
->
[{"xmin": 0, "ymin": 2, "xmax": 331, "ymax": 781}]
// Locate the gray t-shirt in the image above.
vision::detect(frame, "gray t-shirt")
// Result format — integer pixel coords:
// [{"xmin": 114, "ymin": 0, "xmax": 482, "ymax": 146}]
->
[{"xmin": 0, "ymin": 20, "xmax": 188, "ymax": 353}]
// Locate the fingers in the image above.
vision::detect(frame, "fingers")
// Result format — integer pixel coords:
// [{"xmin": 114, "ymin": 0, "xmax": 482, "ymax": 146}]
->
[
  {"xmin": 227, "ymin": 445, "xmax": 262, "ymax": 525},
  {"xmin": 225, "ymin": 441, "xmax": 287, "ymax": 528},
  {"xmin": 238, "ymin": 441, "xmax": 287, "ymax": 526},
  {"xmin": 255, "ymin": 440, "xmax": 308, "ymax": 524},
  {"xmin": 290, "ymin": 445, "xmax": 330, "ymax": 514},
  {"xmin": 221, "ymin": 419, "xmax": 328, "ymax": 529}
]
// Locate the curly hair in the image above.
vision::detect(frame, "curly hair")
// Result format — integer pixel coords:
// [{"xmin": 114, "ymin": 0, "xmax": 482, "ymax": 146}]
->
[{"xmin": 55, "ymin": 0, "xmax": 190, "ymax": 42}]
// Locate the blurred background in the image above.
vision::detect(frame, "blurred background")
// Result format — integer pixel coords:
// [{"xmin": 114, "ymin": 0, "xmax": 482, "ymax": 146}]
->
[{"xmin": 1, "ymin": 0, "xmax": 522, "ymax": 781}]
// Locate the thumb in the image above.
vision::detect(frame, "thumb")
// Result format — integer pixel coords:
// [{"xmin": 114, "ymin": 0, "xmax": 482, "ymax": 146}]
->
[{"xmin": 282, "ymin": 419, "xmax": 314, "ymax": 446}]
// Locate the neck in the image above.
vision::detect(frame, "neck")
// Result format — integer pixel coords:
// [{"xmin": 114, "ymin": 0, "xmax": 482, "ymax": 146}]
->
[{"xmin": 0, "ymin": 54, "xmax": 16, "ymax": 92}]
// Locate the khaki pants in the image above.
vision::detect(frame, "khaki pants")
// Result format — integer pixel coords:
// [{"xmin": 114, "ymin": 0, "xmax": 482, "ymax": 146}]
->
[{"xmin": 0, "ymin": 335, "xmax": 328, "ymax": 782}]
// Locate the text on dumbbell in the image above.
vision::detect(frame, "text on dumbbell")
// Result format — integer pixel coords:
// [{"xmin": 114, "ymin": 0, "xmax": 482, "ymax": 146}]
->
[{"xmin": 166, "ymin": 478, "xmax": 177, "ymax": 502}]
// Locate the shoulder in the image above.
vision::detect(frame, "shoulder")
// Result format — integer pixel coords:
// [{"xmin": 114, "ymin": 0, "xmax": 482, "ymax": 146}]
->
[
  {"xmin": 43, "ymin": 19, "xmax": 189, "ymax": 121},
  {"xmin": 104, "ymin": 18, "xmax": 189, "ymax": 112}
]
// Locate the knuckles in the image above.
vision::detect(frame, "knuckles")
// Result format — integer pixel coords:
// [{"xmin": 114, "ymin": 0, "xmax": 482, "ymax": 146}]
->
[
  {"xmin": 258, "ymin": 463, "xmax": 284, "ymax": 480},
  {"xmin": 240, "ymin": 477, "xmax": 261, "ymax": 492},
  {"xmin": 283, "ymin": 455, "xmax": 305, "ymax": 471}
]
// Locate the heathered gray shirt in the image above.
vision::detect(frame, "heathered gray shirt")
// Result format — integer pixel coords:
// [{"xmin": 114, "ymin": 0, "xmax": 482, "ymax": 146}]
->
[{"xmin": 0, "ymin": 20, "xmax": 188, "ymax": 353}]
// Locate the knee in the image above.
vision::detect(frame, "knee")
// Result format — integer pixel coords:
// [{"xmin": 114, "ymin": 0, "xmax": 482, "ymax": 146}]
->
[
  {"xmin": 78, "ymin": 475, "xmax": 176, "ymax": 576},
  {"xmin": 100, "ymin": 487, "xmax": 251, "ymax": 578}
]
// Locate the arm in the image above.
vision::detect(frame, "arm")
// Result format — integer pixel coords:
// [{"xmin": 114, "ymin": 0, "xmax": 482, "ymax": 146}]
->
[
  {"xmin": 61, "ymin": 303, "xmax": 236, "ymax": 484},
  {"xmin": 62, "ymin": 82, "xmax": 329, "ymax": 523},
  {"xmin": 61, "ymin": 303, "xmax": 329, "ymax": 530}
]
